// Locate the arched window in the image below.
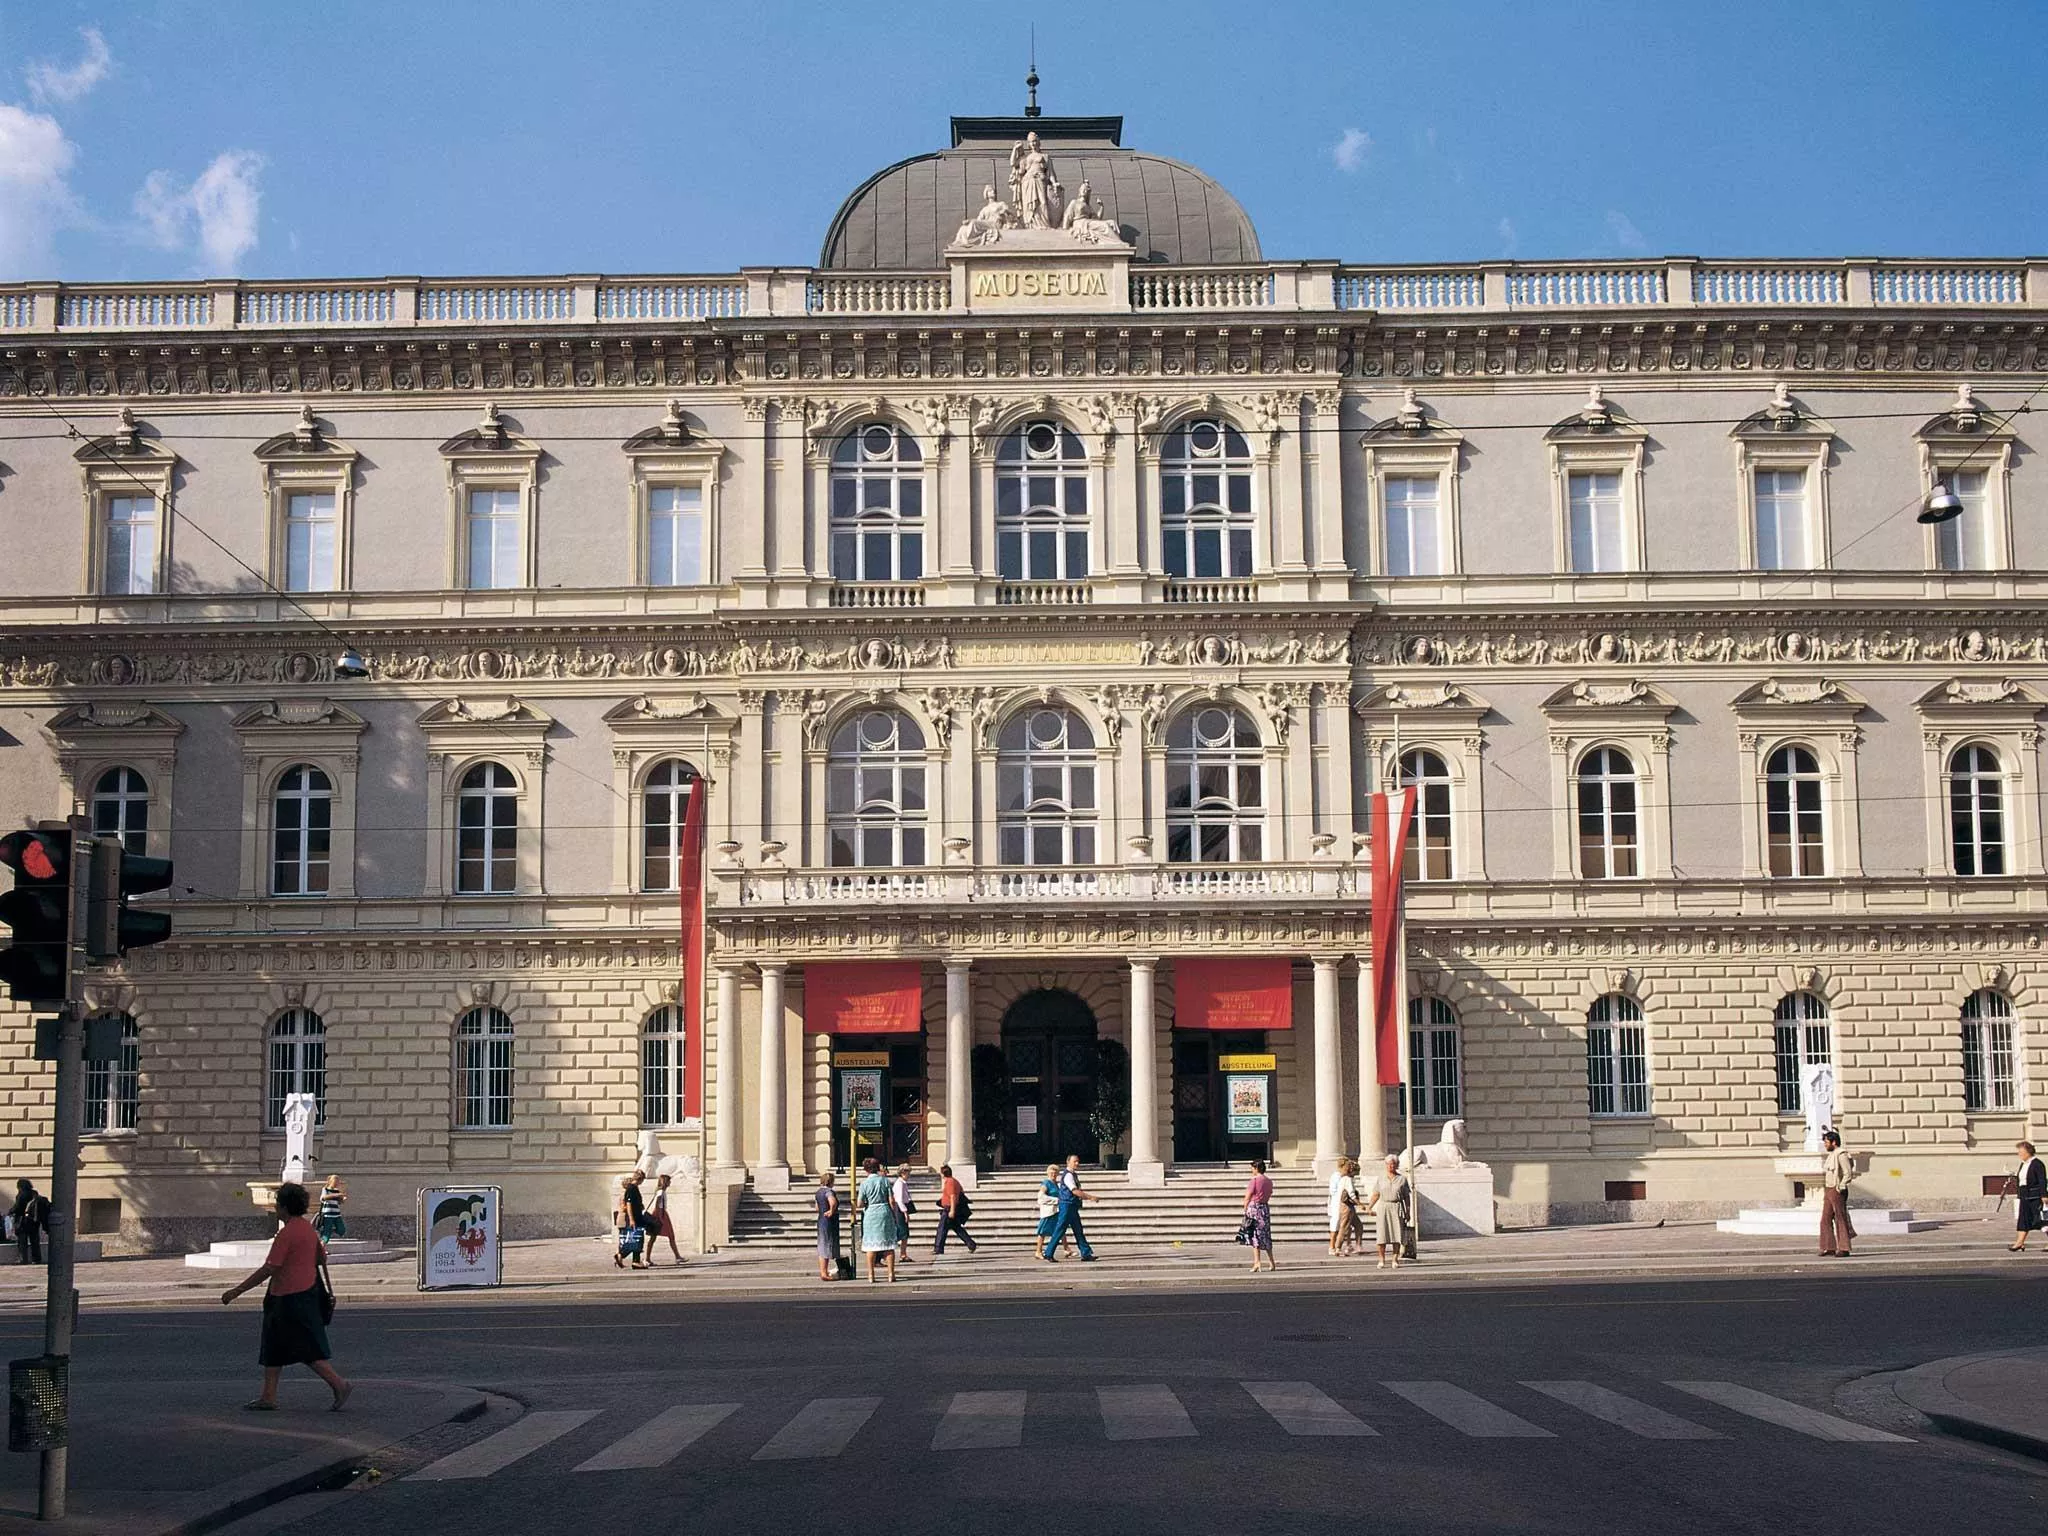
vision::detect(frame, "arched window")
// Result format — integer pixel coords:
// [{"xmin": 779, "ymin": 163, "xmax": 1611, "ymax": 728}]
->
[
  {"xmin": 997, "ymin": 420, "xmax": 1089, "ymax": 580},
  {"xmin": 271, "ymin": 764, "xmax": 333, "ymax": 896},
  {"xmin": 1961, "ymin": 990, "xmax": 2019, "ymax": 1112},
  {"xmin": 1772, "ymin": 992, "xmax": 1832, "ymax": 1114},
  {"xmin": 1159, "ymin": 418, "xmax": 1254, "ymax": 580},
  {"xmin": 641, "ymin": 760, "xmax": 699, "ymax": 892},
  {"xmin": 1949, "ymin": 744, "xmax": 2006, "ymax": 877},
  {"xmin": 455, "ymin": 1006, "xmax": 514, "ymax": 1129},
  {"xmin": 826, "ymin": 709, "xmax": 927, "ymax": 868},
  {"xmin": 1764, "ymin": 744, "xmax": 1825, "ymax": 877},
  {"xmin": 1166, "ymin": 705, "xmax": 1264, "ymax": 863},
  {"xmin": 641, "ymin": 1004, "xmax": 688, "ymax": 1127},
  {"xmin": 267, "ymin": 1009, "xmax": 326, "ymax": 1129},
  {"xmin": 830, "ymin": 422, "xmax": 923, "ymax": 582},
  {"xmin": 1407, "ymin": 996, "xmax": 1461, "ymax": 1118},
  {"xmin": 90, "ymin": 766, "xmax": 150, "ymax": 854},
  {"xmin": 997, "ymin": 707, "xmax": 1098, "ymax": 865},
  {"xmin": 456, "ymin": 762, "xmax": 519, "ymax": 894},
  {"xmin": 1396, "ymin": 748, "xmax": 1454, "ymax": 881},
  {"xmin": 1577, "ymin": 747, "xmax": 1639, "ymax": 879},
  {"xmin": 83, "ymin": 1012, "xmax": 139, "ymax": 1133},
  {"xmin": 1585, "ymin": 994, "xmax": 1649, "ymax": 1116}
]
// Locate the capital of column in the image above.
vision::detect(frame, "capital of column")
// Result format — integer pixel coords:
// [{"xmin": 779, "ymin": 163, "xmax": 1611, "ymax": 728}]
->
[
  {"xmin": 1127, "ymin": 955, "xmax": 1159, "ymax": 973},
  {"xmin": 944, "ymin": 956, "xmax": 973, "ymax": 977},
  {"xmin": 756, "ymin": 960, "xmax": 789, "ymax": 977}
]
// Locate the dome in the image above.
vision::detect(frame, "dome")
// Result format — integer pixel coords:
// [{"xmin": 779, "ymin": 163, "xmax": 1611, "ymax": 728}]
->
[{"xmin": 821, "ymin": 115, "xmax": 1262, "ymax": 270}]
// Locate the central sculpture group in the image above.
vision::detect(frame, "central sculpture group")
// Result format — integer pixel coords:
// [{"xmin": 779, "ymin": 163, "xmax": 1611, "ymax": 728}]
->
[{"xmin": 953, "ymin": 132, "xmax": 1127, "ymax": 248}]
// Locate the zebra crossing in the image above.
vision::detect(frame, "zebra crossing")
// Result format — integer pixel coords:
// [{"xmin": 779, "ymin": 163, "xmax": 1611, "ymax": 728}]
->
[{"xmin": 409, "ymin": 1376, "xmax": 1911, "ymax": 1479}]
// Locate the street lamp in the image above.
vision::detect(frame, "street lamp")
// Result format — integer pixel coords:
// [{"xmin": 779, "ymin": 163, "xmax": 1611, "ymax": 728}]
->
[
  {"xmin": 1918, "ymin": 483, "xmax": 1965, "ymax": 525},
  {"xmin": 333, "ymin": 646, "xmax": 370, "ymax": 679}
]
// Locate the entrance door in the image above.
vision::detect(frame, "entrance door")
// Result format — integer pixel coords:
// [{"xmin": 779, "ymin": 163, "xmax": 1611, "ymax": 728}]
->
[
  {"xmin": 1000, "ymin": 989, "xmax": 1099, "ymax": 1166},
  {"xmin": 1172, "ymin": 1032, "xmax": 1274, "ymax": 1163}
]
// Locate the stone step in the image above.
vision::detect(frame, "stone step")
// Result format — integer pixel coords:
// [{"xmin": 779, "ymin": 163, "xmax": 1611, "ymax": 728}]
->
[
  {"xmin": 1715, "ymin": 1206, "xmax": 1936, "ymax": 1236},
  {"xmin": 182, "ymin": 1236, "xmax": 399, "ymax": 1268}
]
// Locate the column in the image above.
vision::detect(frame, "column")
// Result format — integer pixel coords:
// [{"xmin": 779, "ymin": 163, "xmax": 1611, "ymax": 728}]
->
[
  {"xmin": 1356, "ymin": 961, "xmax": 1386, "ymax": 1162},
  {"xmin": 1127, "ymin": 957, "xmax": 1165, "ymax": 1186},
  {"xmin": 944, "ymin": 959, "xmax": 975, "ymax": 1189},
  {"xmin": 714, "ymin": 964, "xmax": 744, "ymax": 1169},
  {"xmin": 1312, "ymin": 955, "xmax": 1343, "ymax": 1176},
  {"xmin": 755, "ymin": 962, "xmax": 790, "ymax": 1191}
]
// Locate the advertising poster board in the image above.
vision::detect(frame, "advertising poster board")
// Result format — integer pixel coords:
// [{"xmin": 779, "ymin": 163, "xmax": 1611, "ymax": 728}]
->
[
  {"xmin": 838, "ymin": 1068, "xmax": 885, "ymax": 1129},
  {"xmin": 1225, "ymin": 1074, "xmax": 1272, "ymax": 1135},
  {"xmin": 417, "ymin": 1186, "xmax": 502, "ymax": 1290}
]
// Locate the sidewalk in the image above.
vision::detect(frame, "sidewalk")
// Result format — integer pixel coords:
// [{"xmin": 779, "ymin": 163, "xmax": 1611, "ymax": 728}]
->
[
  {"xmin": 1884, "ymin": 1346, "xmax": 2048, "ymax": 1462},
  {"xmin": 1, "ymin": 1212, "xmax": 2042, "ymax": 1311},
  {"xmin": 0, "ymin": 1376, "xmax": 484, "ymax": 1536}
]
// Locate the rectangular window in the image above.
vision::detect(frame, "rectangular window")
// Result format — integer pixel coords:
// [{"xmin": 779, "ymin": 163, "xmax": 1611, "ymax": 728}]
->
[
  {"xmin": 457, "ymin": 1033, "xmax": 513, "ymax": 1129},
  {"xmin": 1766, "ymin": 777, "xmax": 1826, "ymax": 877},
  {"xmin": 1934, "ymin": 468, "xmax": 1991, "ymax": 572},
  {"xmin": 1962, "ymin": 998, "xmax": 2019, "ymax": 1112},
  {"xmin": 1774, "ymin": 1016, "xmax": 1832, "ymax": 1114},
  {"xmin": 1753, "ymin": 467, "xmax": 1810, "ymax": 571},
  {"xmin": 104, "ymin": 495, "xmax": 159, "ymax": 595},
  {"xmin": 1587, "ymin": 1023, "xmax": 1650, "ymax": 1116},
  {"xmin": 284, "ymin": 492, "xmax": 339, "ymax": 592},
  {"xmin": 646, "ymin": 485, "xmax": 705, "ymax": 586},
  {"xmin": 1383, "ymin": 476, "xmax": 1442, "ymax": 577},
  {"xmin": 1567, "ymin": 471, "xmax": 1625, "ymax": 573},
  {"xmin": 465, "ymin": 488, "xmax": 523, "ymax": 590}
]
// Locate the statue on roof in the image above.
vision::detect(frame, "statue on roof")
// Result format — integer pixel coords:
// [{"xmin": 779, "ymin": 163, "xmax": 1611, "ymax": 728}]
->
[
  {"xmin": 953, "ymin": 185, "xmax": 1022, "ymax": 248},
  {"xmin": 1009, "ymin": 131, "xmax": 1063, "ymax": 229},
  {"xmin": 1060, "ymin": 181, "xmax": 1121, "ymax": 245}
]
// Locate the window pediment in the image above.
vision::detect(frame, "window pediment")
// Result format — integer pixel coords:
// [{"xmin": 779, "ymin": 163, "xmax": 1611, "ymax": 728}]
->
[
  {"xmin": 1353, "ymin": 682, "xmax": 1490, "ymax": 729},
  {"xmin": 72, "ymin": 408, "xmax": 177, "ymax": 470},
  {"xmin": 1915, "ymin": 383, "xmax": 2011, "ymax": 446},
  {"xmin": 1731, "ymin": 678, "xmax": 1866, "ymax": 733},
  {"xmin": 1914, "ymin": 678, "xmax": 2047, "ymax": 732},
  {"xmin": 46, "ymin": 701, "xmax": 184, "ymax": 747},
  {"xmin": 232, "ymin": 698, "xmax": 368, "ymax": 746},
  {"xmin": 1361, "ymin": 389, "xmax": 1461, "ymax": 445},
  {"xmin": 254, "ymin": 407, "xmax": 359, "ymax": 469},
  {"xmin": 1544, "ymin": 386, "xmax": 1647, "ymax": 444},
  {"xmin": 1540, "ymin": 679, "xmax": 1677, "ymax": 731},
  {"xmin": 622, "ymin": 401, "xmax": 727, "ymax": 464},
  {"xmin": 1730, "ymin": 382, "xmax": 1832, "ymax": 445},
  {"xmin": 439, "ymin": 402, "xmax": 542, "ymax": 465}
]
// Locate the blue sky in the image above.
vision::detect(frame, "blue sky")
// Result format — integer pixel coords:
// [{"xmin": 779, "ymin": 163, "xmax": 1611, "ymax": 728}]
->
[{"xmin": 3, "ymin": 0, "xmax": 2044, "ymax": 282}]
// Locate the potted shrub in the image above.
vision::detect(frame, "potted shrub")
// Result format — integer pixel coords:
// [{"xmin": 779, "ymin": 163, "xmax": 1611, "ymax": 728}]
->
[
  {"xmin": 1090, "ymin": 1038, "xmax": 1132, "ymax": 1170},
  {"xmin": 970, "ymin": 1043, "xmax": 1007, "ymax": 1172}
]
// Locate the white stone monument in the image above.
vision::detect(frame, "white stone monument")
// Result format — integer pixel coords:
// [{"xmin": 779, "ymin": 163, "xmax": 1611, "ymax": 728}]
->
[
  {"xmin": 1396, "ymin": 1119, "xmax": 1496, "ymax": 1236},
  {"xmin": 279, "ymin": 1092, "xmax": 319, "ymax": 1186},
  {"xmin": 1799, "ymin": 1060, "xmax": 1835, "ymax": 1152}
]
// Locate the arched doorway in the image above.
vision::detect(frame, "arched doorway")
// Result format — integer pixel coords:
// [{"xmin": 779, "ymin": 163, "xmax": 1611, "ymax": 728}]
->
[{"xmin": 1000, "ymin": 989, "xmax": 1099, "ymax": 1166}]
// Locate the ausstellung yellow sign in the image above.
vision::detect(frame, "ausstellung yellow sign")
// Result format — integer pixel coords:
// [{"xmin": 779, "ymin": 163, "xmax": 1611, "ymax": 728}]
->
[
  {"xmin": 1218, "ymin": 1053, "xmax": 1277, "ymax": 1072},
  {"xmin": 835, "ymin": 1052, "xmax": 890, "ymax": 1068}
]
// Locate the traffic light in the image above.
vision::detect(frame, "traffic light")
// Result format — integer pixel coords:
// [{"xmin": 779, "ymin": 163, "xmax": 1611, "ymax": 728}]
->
[
  {"xmin": 0, "ymin": 829, "xmax": 73, "ymax": 1007},
  {"xmin": 86, "ymin": 839, "xmax": 172, "ymax": 962}
]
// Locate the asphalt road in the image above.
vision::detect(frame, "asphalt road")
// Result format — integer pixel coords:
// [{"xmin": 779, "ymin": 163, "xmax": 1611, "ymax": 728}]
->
[{"xmin": 55, "ymin": 1273, "xmax": 2048, "ymax": 1534}]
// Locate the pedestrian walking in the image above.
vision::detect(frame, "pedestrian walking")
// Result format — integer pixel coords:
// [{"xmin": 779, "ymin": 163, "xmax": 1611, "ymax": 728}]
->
[
  {"xmin": 1818, "ymin": 1128, "xmax": 1855, "ymax": 1257},
  {"xmin": 1365, "ymin": 1154, "xmax": 1410, "ymax": 1269},
  {"xmin": 1242, "ymin": 1158, "xmax": 1276, "ymax": 1272},
  {"xmin": 890, "ymin": 1163, "xmax": 916, "ymax": 1263},
  {"xmin": 316, "ymin": 1175, "xmax": 347, "ymax": 1242},
  {"xmin": 815, "ymin": 1172, "xmax": 842, "ymax": 1281},
  {"xmin": 1042, "ymin": 1153, "xmax": 1097, "ymax": 1263},
  {"xmin": 1034, "ymin": 1163, "xmax": 1061, "ymax": 1258},
  {"xmin": 1327, "ymin": 1158, "xmax": 1361, "ymax": 1257},
  {"xmin": 649, "ymin": 1172, "xmax": 684, "ymax": 1267},
  {"xmin": 9, "ymin": 1179, "xmax": 46, "ymax": 1266},
  {"xmin": 220, "ymin": 1181, "xmax": 350, "ymax": 1412},
  {"xmin": 614, "ymin": 1171, "xmax": 650, "ymax": 1269},
  {"xmin": 932, "ymin": 1163, "xmax": 977, "ymax": 1255},
  {"xmin": 857, "ymin": 1157, "xmax": 896, "ymax": 1283},
  {"xmin": 2009, "ymin": 1140, "xmax": 2045, "ymax": 1252}
]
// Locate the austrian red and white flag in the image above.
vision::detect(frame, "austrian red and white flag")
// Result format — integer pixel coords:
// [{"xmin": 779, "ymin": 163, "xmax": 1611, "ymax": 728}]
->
[
  {"xmin": 676, "ymin": 774, "xmax": 709, "ymax": 1121},
  {"xmin": 1367, "ymin": 786, "xmax": 1417, "ymax": 1086}
]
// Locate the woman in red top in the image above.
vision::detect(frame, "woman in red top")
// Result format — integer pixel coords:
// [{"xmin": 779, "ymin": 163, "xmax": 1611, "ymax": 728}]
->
[{"xmin": 222, "ymin": 1182, "xmax": 350, "ymax": 1411}]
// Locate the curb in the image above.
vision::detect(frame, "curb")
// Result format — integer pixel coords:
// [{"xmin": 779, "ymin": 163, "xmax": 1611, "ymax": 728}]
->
[
  {"xmin": 161, "ymin": 1382, "xmax": 488, "ymax": 1536},
  {"xmin": 1887, "ymin": 1352, "xmax": 2048, "ymax": 1463}
]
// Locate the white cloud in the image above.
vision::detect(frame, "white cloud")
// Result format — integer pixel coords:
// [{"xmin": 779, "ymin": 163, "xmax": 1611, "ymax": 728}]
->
[
  {"xmin": 1605, "ymin": 209, "xmax": 1647, "ymax": 253},
  {"xmin": 0, "ymin": 101, "xmax": 80, "ymax": 277},
  {"xmin": 1497, "ymin": 216, "xmax": 1518, "ymax": 256},
  {"xmin": 1331, "ymin": 127, "xmax": 1371, "ymax": 174},
  {"xmin": 27, "ymin": 28, "xmax": 112, "ymax": 106},
  {"xmin": 133, "ymin": 150, "xmax": 266, "ymax": 273}
]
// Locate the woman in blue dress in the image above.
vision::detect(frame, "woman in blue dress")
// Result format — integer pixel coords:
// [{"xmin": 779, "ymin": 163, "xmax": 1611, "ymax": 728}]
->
[
  {"xmin": 856, "ymin": 1157, "xmax": 896, "ymax": 1284},
  {"xmin": 815, "ymin": 1172, "xmax": 841, "ymax": 1282}
]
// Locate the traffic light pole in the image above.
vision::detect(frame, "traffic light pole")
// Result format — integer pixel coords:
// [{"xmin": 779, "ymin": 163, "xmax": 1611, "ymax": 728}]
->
[{"xmin": 38, "ymin": 817, "xmax": 89, "ymax": 1522}]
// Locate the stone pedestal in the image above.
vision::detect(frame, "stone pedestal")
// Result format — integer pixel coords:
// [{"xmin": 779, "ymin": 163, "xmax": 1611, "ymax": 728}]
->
[
  {"xmin": 1716, "ymin": 1151, "xmax": 1931, "ymax": 1235},
  {"xmin": 752, "ymin": 1164, "xmax": 792, "ymax": 1195},
  {"xmin": 1414, "ymin": 1166, "xmax": 1496, "ymax": 1237},
  {"xmin": 1125, "ymin": 1159, "xmax": 1167, "ymax": 1189}
]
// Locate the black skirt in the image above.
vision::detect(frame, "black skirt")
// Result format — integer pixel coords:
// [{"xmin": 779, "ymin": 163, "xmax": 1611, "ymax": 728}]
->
[
  {"xmin": 258, "ymin": 1287, "xmax": 331, "ymax": 1367},
  {"xmin": 2019, "ymin": 1196, "xmax": 2044, "ymax": 1233}
]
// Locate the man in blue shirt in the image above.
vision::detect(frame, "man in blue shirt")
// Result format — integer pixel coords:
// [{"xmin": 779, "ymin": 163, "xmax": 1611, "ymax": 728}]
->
[{"xmin": 1042, "ymin": 1154, "xmax": 1098, "ymax": 1263}]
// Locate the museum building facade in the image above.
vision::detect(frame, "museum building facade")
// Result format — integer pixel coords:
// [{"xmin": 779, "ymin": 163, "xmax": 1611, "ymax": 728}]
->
[{"xmin": 1, "ymin": 107, "xmax": 2045, "ymax": 1245}]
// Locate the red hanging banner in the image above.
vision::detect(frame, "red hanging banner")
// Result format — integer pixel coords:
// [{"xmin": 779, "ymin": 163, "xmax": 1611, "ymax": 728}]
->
[
  {"xmin": 1368, "ymin": 787, "xmax": 1417, "ymax": 1085},
  {"xmin": 805, "ymin": 962, "xmax": 925, "ymax": 1035},
  {"xmin": 1174, "ymin": 957, "xmax": 1294, "ymax": 1032},
  {"xmin": 676, "ymin": 775, "xmax": 709, "ymax": 1120}
]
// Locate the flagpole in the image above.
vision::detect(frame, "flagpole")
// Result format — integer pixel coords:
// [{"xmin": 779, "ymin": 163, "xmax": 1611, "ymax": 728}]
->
[
  {"xmin": 1394, "ymin": 715, "xmax": 1418, "ymax": 1261},
  {"xmin": 683, "ymin": 773, "xmax": 710, "ymax": 1258}
]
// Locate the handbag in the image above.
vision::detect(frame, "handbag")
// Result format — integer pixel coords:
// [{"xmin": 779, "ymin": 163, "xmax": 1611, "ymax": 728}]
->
[
  {"xmin": 316, "ymin": 1265, "xmax": 337, "ymax": 1326},
  {"xmin": 619, "ymin": 1226, "xmax": 645, "ymax": 1258},
  {"xmin": 1233, "ymin": 1215, "xmax": 1257, "ymax": 1246}
]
